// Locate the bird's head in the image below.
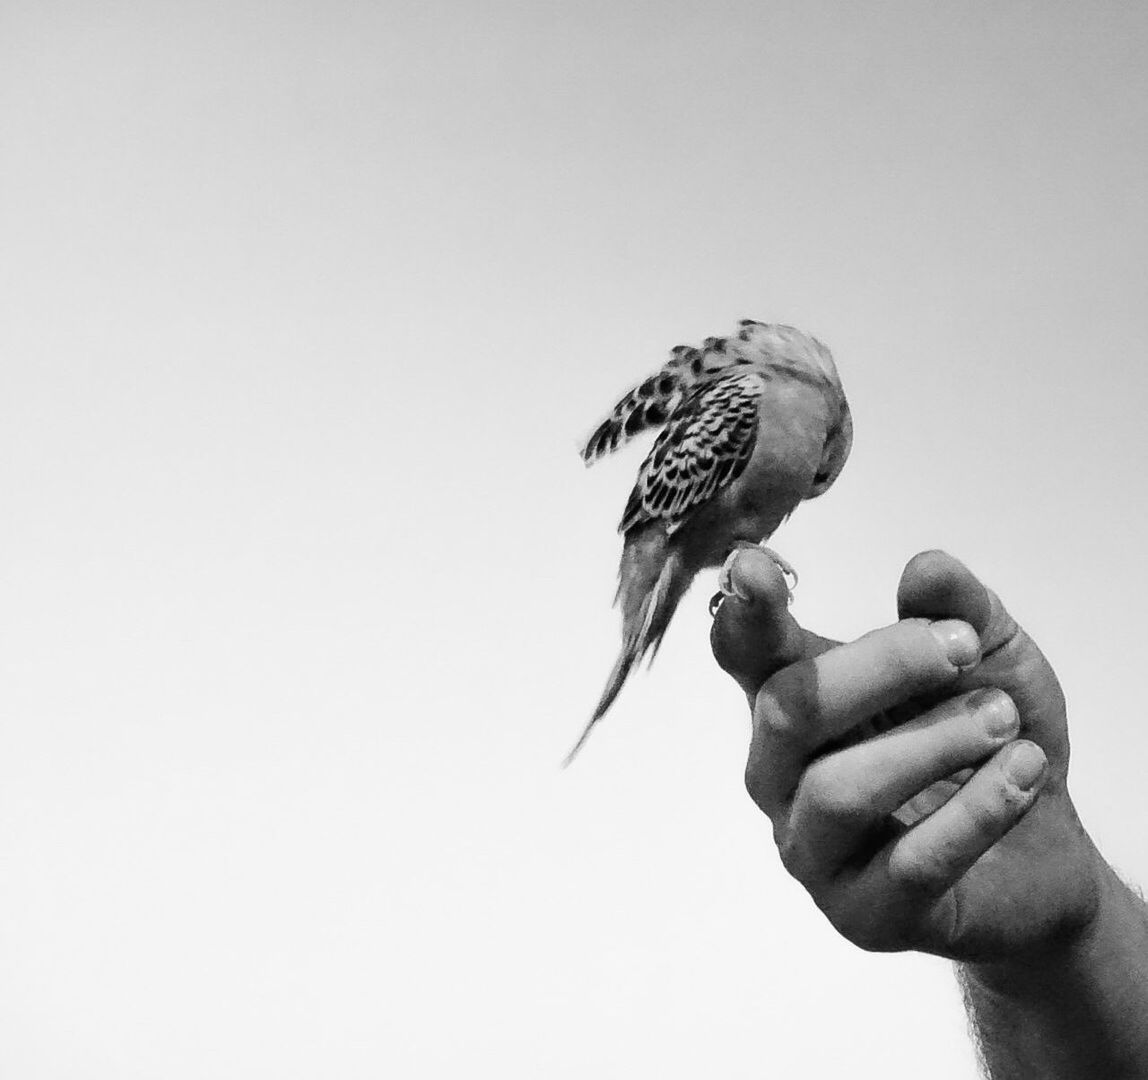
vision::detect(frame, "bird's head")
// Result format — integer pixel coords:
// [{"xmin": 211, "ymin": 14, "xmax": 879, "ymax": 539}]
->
[{"xmin": 737, "ymin": 319, "xmax": 843, "ymax": 391}]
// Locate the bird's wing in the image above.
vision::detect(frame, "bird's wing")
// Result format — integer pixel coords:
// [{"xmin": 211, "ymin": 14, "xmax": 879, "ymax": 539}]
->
[
  {"xmin": 581, "ymin": 345, "xmax": 709, "ymax": 464},
  {"xmin": 619, "ymin": 368, "xmax": 764, "ymax": 536},
  {"xmin": 581, "ymin": 339, "xmax": 748, "ymax": 464}
]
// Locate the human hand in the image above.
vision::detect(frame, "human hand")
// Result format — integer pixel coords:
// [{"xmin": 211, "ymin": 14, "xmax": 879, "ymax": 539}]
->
[{"xmin": 710, "ymin": 548, "xmax": 1102, "ymax": 961}]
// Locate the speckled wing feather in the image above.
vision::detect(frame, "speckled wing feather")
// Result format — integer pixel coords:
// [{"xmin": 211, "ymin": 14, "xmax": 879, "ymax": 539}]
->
[
  {"xmin": 582, "ymin": 364, "xmax": 686, "ymax": 463},
  {"xmin": 618, "ymin": 368, "xmax": 764, "ymax": 537},
  {"xmin": 581, "ymin": 336, "xmax": 752, "ymax": 464}
]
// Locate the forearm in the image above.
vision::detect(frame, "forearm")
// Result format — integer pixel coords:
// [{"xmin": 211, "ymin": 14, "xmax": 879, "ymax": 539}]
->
[{"xmin": 959, "ymin": 851, "xmax": 1148, "ymax": 1079}]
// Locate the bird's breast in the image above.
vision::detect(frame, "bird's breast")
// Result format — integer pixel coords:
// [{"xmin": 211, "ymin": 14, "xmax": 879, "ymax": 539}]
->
[{"xmin": 746, "ymin": 378, "xmax": 835, "ymax": 489}]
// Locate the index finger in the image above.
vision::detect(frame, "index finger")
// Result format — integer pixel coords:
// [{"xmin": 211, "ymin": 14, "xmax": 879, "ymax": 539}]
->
[
  {"xmin": 746, "ymin": 618, "xmax": 982, "ymax": 816},
  {"xmin": 709, "ymin": 548, "xmax": 835, "ymax": 698}
]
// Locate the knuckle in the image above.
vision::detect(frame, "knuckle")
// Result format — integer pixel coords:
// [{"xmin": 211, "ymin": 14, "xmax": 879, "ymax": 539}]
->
[
  {"xmin": 754, "ymin": 661, "xmax": 822, "ymax": 744},
  {"xmin": 744, "ymin": 753, "xmax": 769, "ymax": 811},
  {"xmin": 956, "ymin": 785, "xmax": 1011, "ymax": 842},
  {"xmin": 775, "ymin": 827, "xmax": 811, "ymax": 881},
  {"xmin": 854, "ymin": 623, "xmax": 940, "ymax": 696},
  {"xmin": 752, "ymin": 689, "xmax": 803, "ymax": 745},
  {"xmin": 796, "ymin": 767, "xmax": 869, "ymax": 828},
  {"xmin": 887, "ymin": 843, "xmax": 951, "ymax": 895}
]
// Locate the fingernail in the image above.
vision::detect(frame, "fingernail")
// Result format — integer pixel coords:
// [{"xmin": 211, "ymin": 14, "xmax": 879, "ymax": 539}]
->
[
  {"xmin": 1004, "ymin": 742, "xmax": 1046, "ymax": 791},
  {"xmin": 972, "ymin": 689, "xmax": 1018, "ymax": 739},
  {"xmin": 930, "ymin": 620, "xmax": 981, "ymax": 671}
]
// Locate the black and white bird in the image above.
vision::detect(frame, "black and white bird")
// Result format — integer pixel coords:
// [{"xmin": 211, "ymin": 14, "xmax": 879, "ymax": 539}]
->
[{"xmin": 567, "ymin": 320, "xmax": 852, "ymax": 764}]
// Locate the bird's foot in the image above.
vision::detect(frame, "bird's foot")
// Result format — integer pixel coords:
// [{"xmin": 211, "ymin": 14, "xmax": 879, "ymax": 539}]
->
[
  {"xmin": 709, "ymin": 542, "xmax": 798, "ymax": 616},
  {"xmin": 749, "ymin": 543, "xmax": 799, "ymax": 593}
]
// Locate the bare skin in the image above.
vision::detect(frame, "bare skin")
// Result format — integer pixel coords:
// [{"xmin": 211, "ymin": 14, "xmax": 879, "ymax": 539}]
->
[{"xmin": 711, "ymin": 548, "xmax": 1148, "ymax": 1078}]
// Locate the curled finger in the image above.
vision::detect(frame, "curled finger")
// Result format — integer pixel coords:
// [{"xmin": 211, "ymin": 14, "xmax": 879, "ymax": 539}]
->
[
  {"xmin": 781, "ymin": 689, "xmax": 1021, "ymax": 883},
  {"xmin": 747, "ymin": 617, "xmax": 983, "ymax": 816},
  {"xmin": 710, "ymin": 548, "xmax": 815, "ymax": 697},
  {"xmin": 883, "ymin": 740, "xmax": 1049, "ymax": 897}
]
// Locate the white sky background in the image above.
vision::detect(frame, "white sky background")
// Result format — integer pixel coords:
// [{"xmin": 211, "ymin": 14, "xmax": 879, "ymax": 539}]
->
[{"xmin": 1, "ymin": 1, "xmax": 1147, "ymax": 1076}]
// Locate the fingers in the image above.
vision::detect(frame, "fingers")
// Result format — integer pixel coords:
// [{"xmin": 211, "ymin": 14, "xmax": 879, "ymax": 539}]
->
[
  {"xmin": 897, "ymin": 550, "xmax": 1018, "ymax": 654},
  {"xmin": 780, "ymin": 689, "xmax": 1020, "ymax": 881},
  {"xmin": 710, "ymin": 548, "xmax": 819, "ymax": 697},
  {"xmin": 877, "ymin": 739, "xmax": 1049, "ymax": 897},
  {"xmin": 894, "ymin": 550, "xmax": 1067, "ymax": 764},
  {"xmin": 727, "ymin": 548, "xmax": 1064, "ymax": 957},
  {"xmin": 747, "ymin": 618, "xmax": 982, "ymax": 815},
  {"xmin": 818, "ymin": 739, "xmax": 1048, "ymax": 952},
  {"xmin": 714, "ymin": 548, "xmax": 1002, "ymax": 698}
]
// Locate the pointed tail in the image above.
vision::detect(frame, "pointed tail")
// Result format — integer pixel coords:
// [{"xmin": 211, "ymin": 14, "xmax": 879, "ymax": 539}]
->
[{"xmin": 564, "ymin": 537, "xmax": 689, "ymax": 766}]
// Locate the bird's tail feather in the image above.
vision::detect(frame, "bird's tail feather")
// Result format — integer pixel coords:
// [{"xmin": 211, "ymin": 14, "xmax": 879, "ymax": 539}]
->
[{"xmin": 563, "ymin": 539, "xmax": 688, "ymax": 766}]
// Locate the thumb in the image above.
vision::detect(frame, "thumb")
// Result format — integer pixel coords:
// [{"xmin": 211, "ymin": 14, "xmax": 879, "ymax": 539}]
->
[{"xmin": 896, "ymin": 549, "xmax": 1017, "ymax": 653}]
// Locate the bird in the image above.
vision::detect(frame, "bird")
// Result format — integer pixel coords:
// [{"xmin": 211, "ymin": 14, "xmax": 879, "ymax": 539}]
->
[{"xmin": 565, "ymin": 319, "xmax": 852, "ymax": 765}]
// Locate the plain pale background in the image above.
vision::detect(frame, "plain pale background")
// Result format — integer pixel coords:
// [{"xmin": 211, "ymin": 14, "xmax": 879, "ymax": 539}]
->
[{"xmin": 2, "ymin": 1, "xmax": 1146, "ymax": 1076}]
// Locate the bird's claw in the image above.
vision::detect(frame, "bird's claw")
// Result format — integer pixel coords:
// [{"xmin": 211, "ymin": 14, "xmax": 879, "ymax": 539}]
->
[
  {"xmin": 756, "ymin": 545, "xmax": 798, "ymax": 593},
  {"xmin": 709, "ymin": 543, "xmax": 797, "ymax": 617}
]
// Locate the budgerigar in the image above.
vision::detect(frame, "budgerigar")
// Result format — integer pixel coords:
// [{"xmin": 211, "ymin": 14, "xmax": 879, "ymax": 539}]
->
[{"xmin": 566, "ymin": 319, "xmax": 852, "ymax": 764}]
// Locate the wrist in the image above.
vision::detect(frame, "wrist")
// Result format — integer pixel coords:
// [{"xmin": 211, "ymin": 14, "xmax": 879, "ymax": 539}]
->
[
  {"xmin": 966, "ymin": 845, "xmax": 1143, "ymax": 997},
  {"xmin": 960, "ymin": 844, "xmax": 1148, "ymax": 1077}
]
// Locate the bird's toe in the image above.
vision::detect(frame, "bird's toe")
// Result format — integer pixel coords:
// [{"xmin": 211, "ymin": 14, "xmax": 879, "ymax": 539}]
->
[{"xmin": 757, "ymin": 545, "xmax": 798, "ymax": 603}]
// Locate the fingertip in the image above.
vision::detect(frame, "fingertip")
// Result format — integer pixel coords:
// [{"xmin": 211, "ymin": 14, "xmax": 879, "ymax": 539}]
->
[
  {"xmin": 711, "ymin": 550, "xmax": 805, "ymax": 694},
  {"xmin": 729, "ymin": 547, "xmax": 792, "ymax": 610},
  {"xmin": 927, "ymin": 619, "xmax": 982, "ymax": 672},
  {"xmin": 1002, "ymin": 740, "xmax": 1048, "ymax": 795},
  {"xmin": 897, "ymin": 550, "xmax": 992, "ymax": 634},
  {"xmin": 884, "ymin": 738, "xmax": 1047, "ymax": 897},
  {"xmin": 898, "ymin": 549, "xmax": 964, "ymax": 607}
]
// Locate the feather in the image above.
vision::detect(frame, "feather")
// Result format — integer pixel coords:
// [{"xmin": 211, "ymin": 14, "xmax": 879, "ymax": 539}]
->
[
  {"xmin": 563, "ymin": 535, "xmax": 688, "ymax": 766},
  {"xmin": 620, "ymin": 368, "xmax": 765, "ymax": 535},
  {"xmin": 570, "ymin": 319, "xmax": 851, "ymax": 763},
  {"xmin": 581, "ymin": 336, "xmax": 757, "ymax": 465}
]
